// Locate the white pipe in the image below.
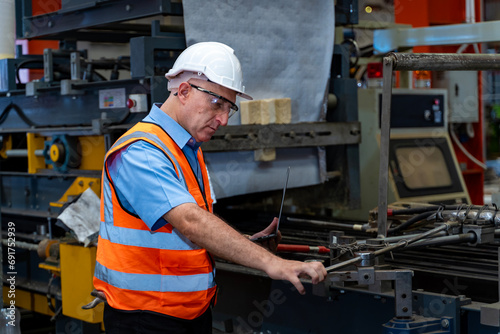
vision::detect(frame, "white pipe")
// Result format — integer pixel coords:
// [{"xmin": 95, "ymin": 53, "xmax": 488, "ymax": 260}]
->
[
  {"xmin": 0, "ymin": 0, "xmax": 15, "ymax": 59},
  {"xmin": 466, "ymin": 0, "xmax": 476, "ymax": 24}
]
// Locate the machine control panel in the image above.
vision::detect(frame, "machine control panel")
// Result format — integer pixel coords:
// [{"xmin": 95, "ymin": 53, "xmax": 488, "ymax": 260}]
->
[{"xmin": 378, "ymin": 92, "xmax": 446, "ymax": 128}]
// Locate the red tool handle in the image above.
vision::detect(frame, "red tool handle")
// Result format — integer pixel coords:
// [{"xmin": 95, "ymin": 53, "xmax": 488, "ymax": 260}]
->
[{"xmin": 277, "ymin": 244, "xmax": 330, "ymax": 254}]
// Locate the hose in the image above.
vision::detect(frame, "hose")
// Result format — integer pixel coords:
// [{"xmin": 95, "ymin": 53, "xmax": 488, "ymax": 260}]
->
[
  {"xmin": 387, "ymin": 211, "xmax": 436, "ymax": 235},
  {"xmin": 0, "ymin": 102, "xmax": 38, "ymax": 127}
]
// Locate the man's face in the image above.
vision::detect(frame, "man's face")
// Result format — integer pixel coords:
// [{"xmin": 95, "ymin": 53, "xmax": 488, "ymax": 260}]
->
[{"xmin": 180, "ymin": 80, "xmax": 237, "ymax": 142}]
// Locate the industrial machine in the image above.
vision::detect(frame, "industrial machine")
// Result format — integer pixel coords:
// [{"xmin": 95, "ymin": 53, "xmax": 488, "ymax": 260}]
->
[
  {"xmin": 335, "ymin": 88, "xmax": 471, "ymax": 222},
  {"xmin": 2, "ymin": 1, "xmax": 500, "ymax": 334}
]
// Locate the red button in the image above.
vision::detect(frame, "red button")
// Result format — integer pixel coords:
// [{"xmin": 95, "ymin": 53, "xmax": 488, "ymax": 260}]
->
[{"xmin": 127, "ymin": 99, "xmax": 136, "ymax": 109}]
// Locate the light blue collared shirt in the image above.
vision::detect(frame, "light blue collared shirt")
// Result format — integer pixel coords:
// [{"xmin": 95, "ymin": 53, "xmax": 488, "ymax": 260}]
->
[{"xmin": 107, "ymin": 104, "xmax": 205, "ymax": 231}]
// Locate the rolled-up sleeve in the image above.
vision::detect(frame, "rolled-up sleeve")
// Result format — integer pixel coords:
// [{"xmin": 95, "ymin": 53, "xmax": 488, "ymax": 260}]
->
[{"xmin": 107, "ymin": 140, "xmax": 196, "ymax": 230}]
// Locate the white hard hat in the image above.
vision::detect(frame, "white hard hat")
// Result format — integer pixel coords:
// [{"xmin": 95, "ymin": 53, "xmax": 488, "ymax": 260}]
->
[{"xmin": 165, "ymin": 42, "xmax": 252, "ymax": 100}]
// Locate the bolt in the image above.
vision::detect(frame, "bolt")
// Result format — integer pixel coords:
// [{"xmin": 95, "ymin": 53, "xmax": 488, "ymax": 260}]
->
[
  {"xmin": 48, "ymin": 21, "xmax": 53, "ymax": 28},
  {"xmin": 363, "ymin": 274, "xmax": 370, "ymax": 280},
  {"xmin": 441, "ymin": 319, "xmax": 450, "ymax": 328},
  {"xmin": 402, "ymin": 307, "xmax": 408, "ymax": 312},
  {"xmin": 125, "ymin": 4, "xmax": 132, "ymax": 11}
]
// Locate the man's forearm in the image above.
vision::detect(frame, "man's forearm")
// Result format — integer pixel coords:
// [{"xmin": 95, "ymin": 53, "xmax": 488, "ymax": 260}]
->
[{"xmin": 164, "ymin": 203, "xmax": 278, "ymax": 274}]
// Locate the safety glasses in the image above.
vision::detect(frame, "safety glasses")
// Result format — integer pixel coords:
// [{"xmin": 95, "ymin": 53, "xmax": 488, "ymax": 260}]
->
[{"xmin": 189, "ymin": 84, "xmax": 239, "ymax": 118}]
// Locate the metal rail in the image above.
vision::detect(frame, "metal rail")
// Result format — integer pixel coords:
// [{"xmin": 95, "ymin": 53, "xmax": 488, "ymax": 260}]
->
[{"xmin": 203, "ymin": 122, "xmax": 361, "ymax": 152}]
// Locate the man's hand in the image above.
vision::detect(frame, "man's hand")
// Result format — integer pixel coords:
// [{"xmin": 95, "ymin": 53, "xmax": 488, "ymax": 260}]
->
[
  {"xmin": 264, "ymin": 258, "xmax": 327, "ymax": 295},
  {"xmin": 165, "ymin": 203, "xmax": 326, "ymax": 295},
  {"xmin": 249, "ymin": 217, "xmax": 282, "ymax": 252}
]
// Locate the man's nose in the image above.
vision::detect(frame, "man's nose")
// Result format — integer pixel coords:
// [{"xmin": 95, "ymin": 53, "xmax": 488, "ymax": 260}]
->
[{"xmin": 217, "ymin": 110, "xmax": 229, "ymax": 126}]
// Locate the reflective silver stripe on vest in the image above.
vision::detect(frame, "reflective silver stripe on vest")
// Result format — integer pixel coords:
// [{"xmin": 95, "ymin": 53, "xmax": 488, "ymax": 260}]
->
[
  {"xmin": 99, "ymin": 219, "xmax": 200, "ymax": 250},
  {"xmin": 95, "ymin": 261, "xmax": 215, "ymax": 292}
]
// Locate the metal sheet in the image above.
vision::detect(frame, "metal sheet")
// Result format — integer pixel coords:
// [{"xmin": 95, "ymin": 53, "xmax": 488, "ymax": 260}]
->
[{"xmin": 182, "ymin": 0, "xmax": 335, "ymax": 197}]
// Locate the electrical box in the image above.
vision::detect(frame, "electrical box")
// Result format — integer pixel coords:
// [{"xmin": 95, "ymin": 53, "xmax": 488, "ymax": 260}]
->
[{"xmin": 433, "ymin": 71, "xmax": 479, "ymax": 123}]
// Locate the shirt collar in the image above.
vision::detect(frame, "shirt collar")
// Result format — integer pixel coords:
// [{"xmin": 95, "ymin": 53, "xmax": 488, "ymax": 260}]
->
[{"xmin": 145, "ymin": 104, "xmax": 201, "ymax": 150}]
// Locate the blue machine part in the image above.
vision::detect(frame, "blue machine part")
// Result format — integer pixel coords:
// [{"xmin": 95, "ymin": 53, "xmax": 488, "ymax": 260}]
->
[
  {"xmin": 43, "ymin": 135, "xmax": 81, "ymax": 172},
  {"xmin": 383, "ymin": 316, "xmax": 452, "ymax": 334}
]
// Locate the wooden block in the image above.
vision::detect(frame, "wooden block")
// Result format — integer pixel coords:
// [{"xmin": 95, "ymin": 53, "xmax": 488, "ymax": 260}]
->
[
  {"xmin": 275, "ymin": 98, "xmax": 292, "ymax": 124},
  {"xmin": 260, "ymin": 99, "xmax": 275, "ymax": 125},
  {"xmin": 240, "ymin": 98, "xmax": 291, "ymax": 162},
  {"xmin": 240, "ymin": 98, "xmax": 292, "ymax": 124},
  {"xmin": 240, "ymin": 100, "xmax": 262, "ymax": 125},
  {"xmin": 254, "ymin": 148, "xmax": 276, "ymax": 162}
]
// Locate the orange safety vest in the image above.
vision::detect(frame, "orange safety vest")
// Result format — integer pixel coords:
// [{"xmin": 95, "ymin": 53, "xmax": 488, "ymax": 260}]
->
[{"xmin": 93, "ymin": 121, "xmax": 216, "ymax": 320}]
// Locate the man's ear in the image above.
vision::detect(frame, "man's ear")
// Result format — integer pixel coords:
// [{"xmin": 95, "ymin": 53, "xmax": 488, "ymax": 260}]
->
[{"xmin": 176, "ymin": 82, "xmax": 191, "ymax": 101}]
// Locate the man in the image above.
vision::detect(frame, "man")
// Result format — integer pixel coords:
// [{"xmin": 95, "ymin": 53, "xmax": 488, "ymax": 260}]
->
[{"xmin": 93, "ymin": 42, "xmax": 326, "ymax": 334}]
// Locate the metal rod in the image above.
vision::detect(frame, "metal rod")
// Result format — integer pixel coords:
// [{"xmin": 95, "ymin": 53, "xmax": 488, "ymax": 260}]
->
[
  {"xmin": 373, "ymin": 222, "xmax": 458, "ymax": 257},
  {"xmin": 377, "ymin": 56, "xmax": 394, "ymax": 238},
  {"xmin": 389, "ymin": 52, "xmax": 500, "ymax": 71},
  {"xmin": 325, "ymin": 256, "xmax": 362, "ymax": 272},
  {"xmin": 405, "ymin": 232, "xmax": 476, "ymax": 249},
  {"xmin": 327, "ymin": 222, "xmax": 458, "ymax": 272},
  {"xmin": 1, "ymin": 239, "xmax": 38, "ymax": 251},
  {"xmin": 5, "ymin": 149, "xmax": 44, "ymax": 157},
  {"xmin": 287, "ymin": 217, "xmax": 368, "ymax": 231},
  {"xmin": 370, "ymin": 231, "xmax": 448, "ymax": 244}
]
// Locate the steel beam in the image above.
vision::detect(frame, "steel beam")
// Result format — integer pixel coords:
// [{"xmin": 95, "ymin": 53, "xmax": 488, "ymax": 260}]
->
[
  {"xmin": 388, "ymin": 52, "xmax": 500, "ymax": 71},
  {"xmin": 17, "ymin": 0, "xmax": 182, "ymax": 39},
  {"xmin": 376, "ymin": 56, "xmax": 394, "ymax": 238},
  {"xmin": 202, "ymin": 122, "xmax": 361, "ymax": 152},
  {"xmin": 374, "ymin": 21, "xmax": 500, "ymax": 53}
]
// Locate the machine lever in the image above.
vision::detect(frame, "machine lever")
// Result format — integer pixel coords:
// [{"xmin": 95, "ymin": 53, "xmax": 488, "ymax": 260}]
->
[{"xmin": 81, "ymin": 289, "xmax": 107, "ymax": 310}]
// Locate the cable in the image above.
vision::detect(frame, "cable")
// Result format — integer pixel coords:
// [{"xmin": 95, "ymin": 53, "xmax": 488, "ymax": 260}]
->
[
  {"xmin": 449, "ymin": 124, "xmax": 486, "ymax": 170},
  {"xmin": 388, "ymin": 211, "xmax": 435, "ymax": 235},
  {"xmin": 0, "ymin": 103, "xmax": 38, "ymax": 127},
  {"xmin": 473, "ymin": 204, "xmax": 489, "ymax": 223},
  {"xmin": 390, "ymin": 205, "xmax": 441, "ymax": 216},
  {"xmin": 46, "ymin": 274, "xmax": 56, "ymax": 313},
  {"xmin": 14, "ymin": 59, "xmax": 44, "ymax": 84}
]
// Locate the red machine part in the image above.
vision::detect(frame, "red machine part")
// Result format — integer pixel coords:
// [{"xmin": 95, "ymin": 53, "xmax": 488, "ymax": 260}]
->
[{"xmin": 277, "ymin": 244, "xmax": 330, "ymax": 254}]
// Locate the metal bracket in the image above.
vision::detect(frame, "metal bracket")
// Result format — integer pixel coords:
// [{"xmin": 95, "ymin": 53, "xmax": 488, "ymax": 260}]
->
[
  {"xmin": 202, "ymin": 122, "xmax": 360, "ymax": 152},
  {"xmin": 328, "ymin": 268, "xmax": 414, "ymax": 319}
]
